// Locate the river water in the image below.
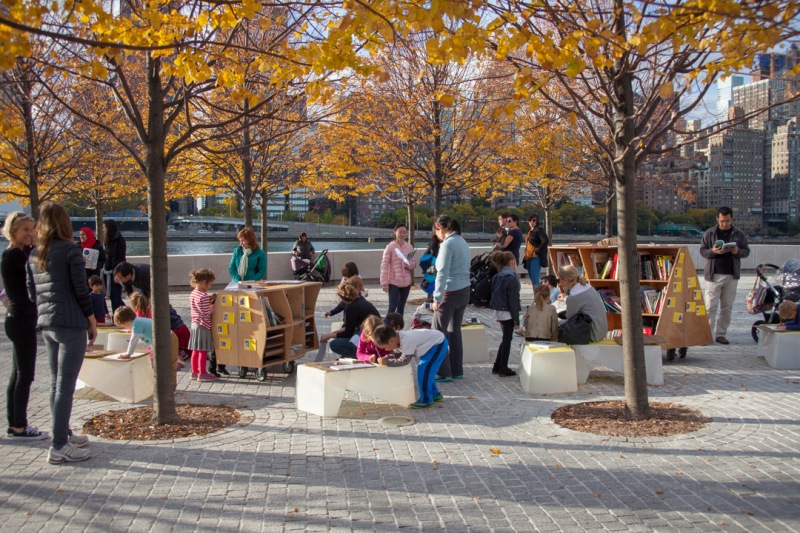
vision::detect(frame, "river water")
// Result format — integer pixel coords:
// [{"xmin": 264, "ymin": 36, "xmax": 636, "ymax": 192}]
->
[{"xmin": 126, "ymin": 240, "xmax": 392, "ymax": 256}]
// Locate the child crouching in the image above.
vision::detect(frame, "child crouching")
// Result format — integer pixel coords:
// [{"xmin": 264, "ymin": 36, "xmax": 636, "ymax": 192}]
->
[
  {"xmin": 113, "ymin": 306, "xmax": 179, "ymax": 389},
  {"xmin": 371, "ymin": 325, "xmax": 448, "ymax": 409}
]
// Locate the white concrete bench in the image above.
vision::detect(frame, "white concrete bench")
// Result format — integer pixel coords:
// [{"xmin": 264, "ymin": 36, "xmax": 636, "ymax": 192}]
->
[
  {"xmin": 757, "ymin": 326, "xmax": 800, "ymax": 369},
  {"xmin": 572, "ymin": 340, "xmax": 664, "ymax": 386},
  {"xmin": 78, "ymin": 350, "xmax": 154, "ymax": 403},
  {"xmin": 462, "ymin": 324, "xmax": 490, "ymax": 363},
  {"xmin": 296, "ymin": 362, "xmax": 417, "ymax": 417},
  {"xmin": 519, "ymin": 341, "xmax": 577, "ymax": 394}
]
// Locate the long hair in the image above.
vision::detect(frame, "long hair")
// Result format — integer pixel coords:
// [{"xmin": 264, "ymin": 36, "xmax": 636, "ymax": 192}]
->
[
  {"xmin": 35, "ymin": 202, "xmax": 74, "ymax": 272},
  {"xmin": 534, "ymin": 284, "xmax": 551, "ymax": 311},
  {"xmin": 436, "ymin": 215, "xmax": 461, "ymax": 235},
  {"xmin": 103, "ymin": 219, "xmax": 119, "ymax": 245},
  {"xmin": 1, "ymin": 211, "xmax": 34, "ymax": 247}
]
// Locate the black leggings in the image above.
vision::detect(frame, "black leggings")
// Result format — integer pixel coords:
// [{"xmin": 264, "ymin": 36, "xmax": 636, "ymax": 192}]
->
[
  {"xmin": 494, "ymin": 319, "xmax": 515, "ymax": 372},
  {"xmin": 5, "ymin": 316, "xmax": 38, "ymax": 429}
]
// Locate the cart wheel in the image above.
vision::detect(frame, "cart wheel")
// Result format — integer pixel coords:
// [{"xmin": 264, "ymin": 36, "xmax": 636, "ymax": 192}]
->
[
  {"xmin": 678, "ymin": 347, "xmax": 688, "ymax": 359},
  {"xmin": 752, "ymin": 320, "xmax": 766, "ymax": 343},
  {"xmin": 666, "ymin": 348, "xmax": 676, "ymax": 362},
  {"xmin": 255, "ymin": 368, "xmax": 268, "ymax": 382},
  {"xmin": 237, "ymin": 366, "xmax": 249, "ymax": 379},
  {"xmin": 283, "ymin": 361, "xmax": 296, "ymax": 374}
]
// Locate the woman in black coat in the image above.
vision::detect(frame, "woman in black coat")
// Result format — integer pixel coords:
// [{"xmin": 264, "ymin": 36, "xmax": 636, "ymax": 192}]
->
[{"xmin": 102, "ymin": 219, "xmax": 126, "ymax": 312}]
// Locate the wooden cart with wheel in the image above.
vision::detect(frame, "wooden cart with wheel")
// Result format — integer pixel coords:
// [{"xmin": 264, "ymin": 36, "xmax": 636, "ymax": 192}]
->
[{"xmin": 211, "ymin": 281, "xmax": 321, "ymax": 379}]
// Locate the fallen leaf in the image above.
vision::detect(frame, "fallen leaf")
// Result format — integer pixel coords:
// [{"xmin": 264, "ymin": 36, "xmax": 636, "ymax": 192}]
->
[
  {"xmin": 656, "ymin": 490, "xmax": 664, "ymax": 495},
  {"xmin": 293, "ymin": 508, "xmax": 299, "ymax": 513},
  {"xmin": 56, "ymin": 489, "xmax": 64, "ymax": 494},
  {"xmin": 593, "ymin": 492, "xmax": 601, "ymax": 497},
  {"xmin": 741, "ymin": 509, "xmax": 755, "ymax": 516},
  {"xmin": 489, "ymin": 449, "xmax": 501, "ymax": 455}
]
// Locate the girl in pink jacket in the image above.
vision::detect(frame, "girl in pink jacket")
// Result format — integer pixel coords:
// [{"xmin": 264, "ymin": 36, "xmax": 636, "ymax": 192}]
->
[{"xmin": 380, "ymin": 224, "xmax": 417, "ymax": 314}]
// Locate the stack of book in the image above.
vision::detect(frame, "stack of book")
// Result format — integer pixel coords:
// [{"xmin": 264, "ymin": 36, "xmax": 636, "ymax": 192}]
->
[{"xmin": 640, "ymin": 286, "xmax": 662, "ymax": 314}]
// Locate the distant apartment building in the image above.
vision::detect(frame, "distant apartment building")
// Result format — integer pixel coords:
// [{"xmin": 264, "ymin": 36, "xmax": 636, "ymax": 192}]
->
[
  {"xmin": 717, "ymin": 75, "xmax": 745, "ymax": 124},
  {"xmin": 765, "ymin": 118, "xmax": 800, "ymax": 226},
  {"xmin": 637, "ymin": 156, "xmax": 700, "ymax": 213},
  {"xmin": 701, "ymin": 125, "xmax": 764, "ymax": 232}
]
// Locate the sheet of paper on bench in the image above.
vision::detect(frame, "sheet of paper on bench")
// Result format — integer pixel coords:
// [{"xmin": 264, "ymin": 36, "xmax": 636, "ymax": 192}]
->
[
  {"xmin": 329, "ymin": 362, "xmax": 375, "ymax": 371},
  {"xmin": 102, "ymin": 352, "xmax": 148, "ymax": 361}
]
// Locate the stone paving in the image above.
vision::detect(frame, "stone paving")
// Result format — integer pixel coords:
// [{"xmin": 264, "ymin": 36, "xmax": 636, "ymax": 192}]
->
[{"xmin": 1, "ymin": 276, "xmax": 799, "ymax": 532}]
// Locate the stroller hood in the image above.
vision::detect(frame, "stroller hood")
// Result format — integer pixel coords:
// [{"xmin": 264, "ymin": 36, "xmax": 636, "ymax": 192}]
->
[{"xmin": 781, "ymin": 258, "xmax": 800, "ymax": 294}]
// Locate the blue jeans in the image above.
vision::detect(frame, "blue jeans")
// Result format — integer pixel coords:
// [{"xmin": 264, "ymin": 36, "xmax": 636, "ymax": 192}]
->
[
  {"xmin": 330, "ymin": 337, "xmax": 357, "ymax": 358},
  {"xmin": 42, "ymin": 327, "xmax": 87, "ymax": 449},
  {"xmin": 387, "ymin": 284, "xmax": 411, "ymax": 315},
  {"xmin": 525, "ymin": 257, "xmax": 541, "ymax": 286}
]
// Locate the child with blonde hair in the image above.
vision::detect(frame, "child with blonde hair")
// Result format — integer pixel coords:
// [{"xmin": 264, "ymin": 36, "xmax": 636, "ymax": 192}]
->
[
  {"xmin": 189, "ymin": 269, "xmax": 217, "ymax": 382},
  {"xmin": 522, "ymin": 284, "xmax": 559, "ymax": 341},
  {"xmin": 778, "ymin": 300, "xmax": 799, "ymax": 330},
  {"xmin": 129, "ymin": 292, "xmax": 151, "ymax": 318},
  {"xmin": 356, "ymin": 312, "xmax": 405, "ymax": 362}
]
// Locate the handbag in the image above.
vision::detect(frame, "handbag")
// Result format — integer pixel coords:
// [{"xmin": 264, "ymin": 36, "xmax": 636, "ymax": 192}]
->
[
  {"xmin": 523, "ymin": 230, "xmax": 536, "ymax": 260},
  {"xmin": 558, "ymin": 312, "xmax": 594, "ymax": 344},
  {"xmin": 746, "ymin": 278, "xmax": 770, "ymax": 314}
]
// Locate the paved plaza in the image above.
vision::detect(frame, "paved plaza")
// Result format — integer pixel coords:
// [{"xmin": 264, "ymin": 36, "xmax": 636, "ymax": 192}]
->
[{"xmin": 1, "ymin": 276, "xmax": 799, "ymax": 532}]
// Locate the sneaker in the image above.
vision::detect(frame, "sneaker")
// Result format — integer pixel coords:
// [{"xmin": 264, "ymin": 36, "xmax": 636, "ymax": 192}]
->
[
  {"xmin": 48, "ymin": 443, "xmax": 91, "ymax": 464},
  {"xmin": 68, "ymin": 433, "xmax": 90, "ymax": 448},
  {"xmin": 453, "ymin": 375, "xmax": 463, "ymax": 380},
  {"xmin": 433, "ymin": 393, "xmax": 444, "ymax": 403},
  {"xmin": 190, "ymin": 372, "xmax": 199, "ymax": 380},
  {"xmin": 8, "ymin": 425, "xmax": 48, "ymax": 440},
  {"xmin": 198, "ymin": 373, "xmax": 218, "ymax": 382},
  {"xmin": 218, "ymin": 367, "xmax": 230, "ymax": 376},
  {"xmin": 434, "ymin": 376, "xmax": 452, "ymax": 383},
  {"xmin": 409, "ymin": 401, "xmax": 433, "ymax": 409},
  {"xmin": 498, "ymin": 369, "xmax": 517, "ymax": 377}
]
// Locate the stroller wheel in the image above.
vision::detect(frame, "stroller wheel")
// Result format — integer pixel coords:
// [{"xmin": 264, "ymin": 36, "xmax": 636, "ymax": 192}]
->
[
  {"xmin": 666, "ymin": 348, "xmax": 676, "ymax": 362},
  {"xmin": 752, "ymin": 320, "xmax": 767, "ymax": 343},
  {"xmin": 678, "ymin": 347, "xmax": 688, "ymax": 359}
]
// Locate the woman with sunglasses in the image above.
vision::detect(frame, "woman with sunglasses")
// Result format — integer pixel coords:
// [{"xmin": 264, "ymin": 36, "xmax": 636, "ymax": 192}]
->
[{"xmin": 431, "ymin": 215, "xmax": 471, "ymax": 382}]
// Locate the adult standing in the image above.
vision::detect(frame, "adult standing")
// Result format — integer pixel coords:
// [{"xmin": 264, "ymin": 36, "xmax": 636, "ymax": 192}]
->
[
  {"xmin": 291, "ymin": 232, "xmax": 315, "ymax": 273},
  {"xmin": 380, "ymin": 224, "xmax": 417, "ymax": 315},
  {"xmin": 558, "ymin": 265, "xmax": 608, "ymax": 343},
  {"xmin": 229, "ymin": 227, "xmax": 267, "ymax": 282},
  {"xmin": 2, "ymin": 212, "xmax": 47, "ymax": 440},
  {"xmin": 491, "ymin": 213, "xmax": 508, "ymax": 250},
  {"xmin": 27, "ymin": 202, "xmax": 96, "ymax": 463},
  {"xmin": 523, "ymin": 214, "xmax": 549, "ymax": 286},
  {"xmin": 498, "ymin": 214, "xmax": 524, "ymax": 265},
  {"xmin": 699, "ymin": 206, "xmax": 750, "ymax": 344},
  {"xmin": 320, "ymin": 283, "xmax": 381, "ymax": 358},
  {"xmin": 102, "ymin": 219, "xmax": 126, "ymax": 312},
  {"xmin": 78, "ymin": 227, "xmax": 106, "ymax": 281},
  {"xmin": 431, "ymin": 215, "xmax": 471, "ymax": 382}
]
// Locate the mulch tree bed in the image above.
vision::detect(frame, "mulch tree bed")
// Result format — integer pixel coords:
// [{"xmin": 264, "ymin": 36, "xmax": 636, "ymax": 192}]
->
[
  {"xmin": 83, "ymin": 404, "xmax": 240, "ymax": 441},
  {"xmin": 551, "ymin": 400, "xmax": 710, "ymax": 437}
]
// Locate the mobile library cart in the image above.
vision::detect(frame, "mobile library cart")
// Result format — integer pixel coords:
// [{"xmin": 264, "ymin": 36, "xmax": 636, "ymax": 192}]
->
[{"xmin": 211, "ymin": 281, "xmax": 322, "ymax": 381}]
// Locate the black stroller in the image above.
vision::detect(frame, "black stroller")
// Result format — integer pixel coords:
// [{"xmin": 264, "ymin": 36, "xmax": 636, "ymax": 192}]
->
[
  {"xmin": 750, "ymin": 259, "xmax": 800, "ymax": 342},
  {"xmin": 469, "ymin": 252, "xmax": 497, "ymax": 307},
  {"xmin": 295, "ymin": 249, "xmax": 331, "ymax": 283}
]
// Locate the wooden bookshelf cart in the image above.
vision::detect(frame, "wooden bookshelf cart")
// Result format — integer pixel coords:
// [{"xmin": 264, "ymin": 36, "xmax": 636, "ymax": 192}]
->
[
  {"xmin": 550, "ymin": 244, "xmax": 712, "ymax": 355},
  {"xmin": 211, "ymin": 281, "xmax": 322, "ymax": 381}
]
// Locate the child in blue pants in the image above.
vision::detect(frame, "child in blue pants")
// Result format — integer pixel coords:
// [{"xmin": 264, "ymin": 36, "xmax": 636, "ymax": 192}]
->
[{"xmin": 371, "ymin": 325, "xmax": 448, "ymax": 409}]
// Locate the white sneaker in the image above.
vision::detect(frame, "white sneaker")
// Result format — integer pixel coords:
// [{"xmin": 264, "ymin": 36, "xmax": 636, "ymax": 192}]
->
[
  {"xmin": 48, "ymin": 443, "xmax": 91, "ymax": 464},
  {"xmin": 68, "ymin": 433, "xmax": 90, "ymax": 448}
]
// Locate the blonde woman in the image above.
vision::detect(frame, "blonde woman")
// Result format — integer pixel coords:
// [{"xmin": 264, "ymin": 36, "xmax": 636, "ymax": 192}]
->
[
  {"xmin": 28, "ymin": 202, "xmax": 97, "ymax": 463},
  {"xmin": 557, "ymin": 264, "xmax": 608, "ymax": 343},
  {"xmin": 2, "ymin": 212, "xmax": 46, "ymax": 440}
]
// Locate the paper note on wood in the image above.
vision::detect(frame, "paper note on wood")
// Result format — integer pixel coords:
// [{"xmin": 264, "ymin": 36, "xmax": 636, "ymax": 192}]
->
[
  {"xmin": 693, "ymin": 289, "xmax": 702, "ymax": 301},
  {"xmin": 222, "ymin": 312, "xmax": 234, "ymax": 324},
  {"xmin": 673, "ymin": 281, "xmax": 682, "ymax": 292},
  {"xmin": 678, "ymin": 252, "xmax": 684, "ymax": 263},
  {"xmin": 243, "ymin": 338, "xmax": 257, "ymax": 351},
  {"xmin": 666, "ymin": 297, "xmax": 675, "ymax": 308},
  {"xmin": 221, "ymin": 294, "xmax": 233, "ymax": 306},
  {"xmin": 687, "ymin": 276, "xmax": 697, "ymax": 288},
  {"xmin": 216, "ymin": 323, "xmax": 228, "ymax": 335},
  {"xmin": 696, "ymin": 305, "xmax": 706, "ymax": 316},
  {"xmin": 238, "ymin": 296, "xmax": 249, "ymax": 307},
  {"xmin": 673, "ymin": 312, "xmax": 683, "ymax": 323},
  {"xmin": 239, "ymin": 310, "xmax": 251, "ymax": 322},
  {"xmin": 685, "ymin": 302, "xmax": 696, "ymax": 313},
  {"xmin": 675, "ymin": 267, "xmax": 683, "ymax": 278},
  {"xmin": 219, "ymin": 338, "xmax": 231, "ymax": 350}
]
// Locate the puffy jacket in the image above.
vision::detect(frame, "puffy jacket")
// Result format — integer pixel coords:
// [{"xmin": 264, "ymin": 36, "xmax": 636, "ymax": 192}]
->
[
  {"xmin": 103, "ymin": 231, "xmax": 126, "ymax": 273},
  {"xmin": 380, "ymin": 241, "xmax": 416, "ymax": 288},
  {"xmin": 292, "ymin": 239, "xmax": 315, "ymax": 260},
  {"xmin": 489, "ymin": 266, "xmax": 521, "ymax": 325},
  {"xmin": 27, "ymin": 240, "xmax": 94, "ymax": 329}
]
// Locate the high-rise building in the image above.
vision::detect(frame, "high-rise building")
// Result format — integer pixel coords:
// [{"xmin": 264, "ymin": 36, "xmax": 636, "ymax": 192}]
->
[
  {"xmin": 716, "ymin": 75, "xmax": 745, "ymax": 124},
  {"xmin": 765, "ymin": 118, "xmax": 800, "ymax": 227}
]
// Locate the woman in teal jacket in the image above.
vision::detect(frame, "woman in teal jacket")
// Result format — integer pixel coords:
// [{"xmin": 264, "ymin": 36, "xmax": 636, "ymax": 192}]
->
[{"xmin": 228, "ymin": 227, "xmax": 267, "ymax": 282}]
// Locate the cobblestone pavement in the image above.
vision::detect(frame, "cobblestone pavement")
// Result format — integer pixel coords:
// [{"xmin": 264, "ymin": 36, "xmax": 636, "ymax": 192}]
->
[{"xmin": 1, "ymin": 276, "xmax": 799, "ymax": 532}]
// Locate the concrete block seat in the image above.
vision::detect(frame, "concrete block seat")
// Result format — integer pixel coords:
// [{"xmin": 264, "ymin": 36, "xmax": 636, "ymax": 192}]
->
[
  {"xmin": 296, "ymin": 362, "xmax": 417, "ymax": 417},
  {"xmin": 572, "ymin": 339, "xmax": 664, "ymax": 386},
  {"xmin": 518, "ymin": 341, "xmax": 577, "ymax": 395},
  {"xmin": 757, "ymin": 326, "xmax": 800, "ymax": 369},
  {"xmin": 461, "ymin": 324, "xmax": 490, "ymax": 363}
]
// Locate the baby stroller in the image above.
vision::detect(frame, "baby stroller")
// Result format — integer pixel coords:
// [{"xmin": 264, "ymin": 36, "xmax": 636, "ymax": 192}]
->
[
  {"xmin": 296, "ymin": 249, "xmax": 331, "ymax": 283},
  {"xmin": 469, "ymin": 252, "xmax": 497, "ymax": 307},
  {"xmin": 750, "ymin": 259, "xmax": 800, "ymax": 342}
]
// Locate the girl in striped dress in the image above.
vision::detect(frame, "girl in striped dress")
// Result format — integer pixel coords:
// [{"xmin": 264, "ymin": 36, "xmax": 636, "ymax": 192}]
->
[{"xmin": 189, "ymin": 269, "xmax": 217, "ymax": 382}]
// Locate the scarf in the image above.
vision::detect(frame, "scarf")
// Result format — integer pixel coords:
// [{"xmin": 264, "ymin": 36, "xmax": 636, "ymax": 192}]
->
[
  {"xmin": 80, "ymin": 227, "xmax": 97, "ymax": 249},
  {"xmin": 238, "ymin": 247, "xmax": 252, "ymax": 279}
]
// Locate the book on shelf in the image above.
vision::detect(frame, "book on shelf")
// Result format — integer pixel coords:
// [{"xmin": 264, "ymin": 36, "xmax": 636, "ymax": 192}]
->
[
  {"xmin": 557, "ymin": 251, "xmax": 581, "ymax": 268},
  {"xmin": 598, "ymin": 288, "xmax": 621, "ymax": 313},
  {"xmin": 590, "ymin": 252, "xmax": 608, "ymax": 278},
  {"xmin": 260, "ymin": 297, "xmax": 276, "ymax": 327},
  {"xmin": 655, "ymin": 255, "xmax": 673, "ymax": 280},
  {"xmin": 640, "ymin": 286, "xmax": 661, "ymax": 314}
]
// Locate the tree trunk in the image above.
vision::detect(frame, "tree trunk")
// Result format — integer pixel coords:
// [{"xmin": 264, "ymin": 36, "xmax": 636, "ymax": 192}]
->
[
  {"xmin": 20, "ymin": 62, "xmax": 39, "ymax": 218},
  {"xmin": 241, "ymin": 101, "xmax": 253, "ymax": 228},
  {"xmin": 407, "ymin": 201, "xmax": 415, "ymax": 246},
  {"xmin": 94, "ymin": 199, "xmax": 103, "ymax": 244},
  {"xmin": 544, "ymin": 202, "xmax": 553, "ymax": 275},
  {"xmin": 611, "ymin": 0, "xmax": 649, "ymax": 421},
  {"xmin": 145, "ymin": 54, "xmax": 179, "ymax": 424},
  {"xmin": 605, "ymin": 174, "xmax": 615, "ymax": 238}
]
